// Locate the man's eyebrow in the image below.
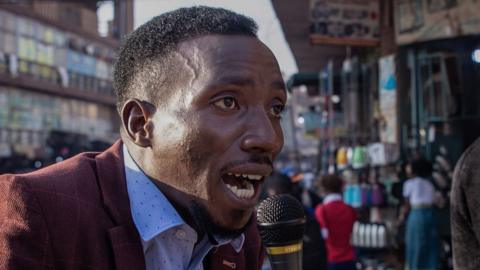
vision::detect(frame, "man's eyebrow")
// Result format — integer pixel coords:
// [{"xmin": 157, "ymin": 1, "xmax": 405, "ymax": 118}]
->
[
  {"xmin": 213, "ymin": 76, "xmax": 286, "ymax": 91},
  {"xmin": 214, "ymin": 76, "xmax": 255, "ymax": 87}
]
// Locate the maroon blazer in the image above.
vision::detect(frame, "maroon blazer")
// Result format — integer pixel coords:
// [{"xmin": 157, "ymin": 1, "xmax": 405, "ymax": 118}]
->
[{"xmin": 0, "ymin": 141, "xmax": 264, "ymax": 270}]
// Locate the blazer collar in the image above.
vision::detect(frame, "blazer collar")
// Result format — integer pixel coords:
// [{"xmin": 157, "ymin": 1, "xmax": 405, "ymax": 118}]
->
[
  {"xmin": 95, "ymin": 140, "xmax": 146, "ymax": 270},
  {"xmin": 96, "ymin": 140, "xmax": 131, "ymax": 224}
]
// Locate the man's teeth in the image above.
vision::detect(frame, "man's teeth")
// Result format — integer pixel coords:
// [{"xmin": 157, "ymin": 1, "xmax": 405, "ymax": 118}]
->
[
  {"xmin": 226, "ymin": 182, "xmax": 254, "ymax": 199},
  {"xmin": 227, "ymin": 173, "xmax": 263, "ymax": 181}
]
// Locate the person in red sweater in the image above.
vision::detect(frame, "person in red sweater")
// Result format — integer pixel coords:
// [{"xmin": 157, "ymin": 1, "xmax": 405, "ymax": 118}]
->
[{"xmin": 315, "ymin": 174, "xmax": 357, "ymax": 270}]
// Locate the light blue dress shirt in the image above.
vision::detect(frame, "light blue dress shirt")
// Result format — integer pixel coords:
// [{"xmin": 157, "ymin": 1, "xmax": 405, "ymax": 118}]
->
[{"xmin": 123, "ymin": 145, "xmax": 244, "ymax": 270}]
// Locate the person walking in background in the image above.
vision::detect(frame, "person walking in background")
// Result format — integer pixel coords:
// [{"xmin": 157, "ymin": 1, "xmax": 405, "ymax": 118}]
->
[
  {"xmin": 397, "ymin": 158, "xmax": 439, "ymax": 270},
  {"xmin": 262, "ymin": 171, "xmax": 327, "ymax": 270},
  {"xmin": 315, "ymin": 174, "xmax": 357, "ymax": 270}
]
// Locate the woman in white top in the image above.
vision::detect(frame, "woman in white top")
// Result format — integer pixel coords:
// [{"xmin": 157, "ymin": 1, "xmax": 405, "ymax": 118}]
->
[{"xmin": 398, "ymin": 158, "xmax": 439, "ymax": 270}]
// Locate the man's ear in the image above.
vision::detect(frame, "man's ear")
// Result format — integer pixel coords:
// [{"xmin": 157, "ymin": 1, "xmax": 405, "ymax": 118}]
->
[{"xmin": 121, "ymin": 98, "xmax": 155, "ymax": 147}]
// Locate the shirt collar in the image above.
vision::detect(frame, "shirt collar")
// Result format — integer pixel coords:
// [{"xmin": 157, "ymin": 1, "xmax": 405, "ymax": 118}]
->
[
  {"xmin": 214, "ymin": 233, "xmax": 245, "ymax": 253},
  {"xmin": 123, "ymin": 144, "xmax": 244, "ymax": 252},
  {"xmin": 323, "ymin": 193, "xmax": 343, "ymax": 205},
  {"xmin": 123, "ymin": 144, "xmax": 184, "ymax": 241}
]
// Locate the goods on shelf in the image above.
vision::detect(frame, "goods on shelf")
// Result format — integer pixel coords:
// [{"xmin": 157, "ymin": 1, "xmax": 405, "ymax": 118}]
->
[{"xmin": 0, "ymin": 10, "xmax": 115, "ymax": 96}]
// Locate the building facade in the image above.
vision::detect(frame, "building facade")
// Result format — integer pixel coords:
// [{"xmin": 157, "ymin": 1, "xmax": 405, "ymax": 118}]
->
[{"xmin": 0, "ymin": 1, "xmax": 132, "ymax": 173}]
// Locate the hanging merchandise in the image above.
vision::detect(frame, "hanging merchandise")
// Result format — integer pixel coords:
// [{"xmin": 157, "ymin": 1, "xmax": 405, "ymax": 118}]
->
[
  {"xmin": 344, "ymin": 183, "xmax": 353, "ymax": 206},
  {"xmin": 58, "ymin": 67, "xmax": 69, "ymax": 87},
  {"xmin": 368, "ymin": 142, "xmax": 400, "ymax": 166},
  {"xmin": 378, "ymin": 55, "xmax": 398, "ymax": 143},
  {"xmin": 346, "ymin": 146, "xmax": 354, "ymax": 166},
  {"xmin": 351, "ymin": 183, "xmax": 362, "ymax": 208},
  {"xmin": 336, "ymin": 146, "xmax": 348, "ymax": 170},
  {"xmin": 361, "ymin": 183, "xmax": 372, "ymax": 208},
  {"xmin": 371, "ymin": 184, "xmax": 385, "ymax": 207},
  {"xmin": 368, "ymin": 143, "xmax": 386, "ymax": 166},
  {"xmin": 352, "ymin": 145, "xmax": 369, "ymax": 169}
]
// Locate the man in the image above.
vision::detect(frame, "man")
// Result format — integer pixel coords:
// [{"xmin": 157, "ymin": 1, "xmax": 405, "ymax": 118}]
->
[
  {"xmin": 451, "ymin": 137, "xmax": 480, "ymax": 269},
  {"xmin": 0, "ymin": 6, "xmax": 287, "ymax": 270}
]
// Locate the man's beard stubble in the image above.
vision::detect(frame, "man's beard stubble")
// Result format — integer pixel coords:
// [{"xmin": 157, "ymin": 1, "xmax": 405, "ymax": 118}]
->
[
  {"xmin": 181, "ymin": 141, "xmax": 271, "ymax": 241},
  {"xmin": 189, "ymin": 200, "xmax": 252, "ymax": 241}
]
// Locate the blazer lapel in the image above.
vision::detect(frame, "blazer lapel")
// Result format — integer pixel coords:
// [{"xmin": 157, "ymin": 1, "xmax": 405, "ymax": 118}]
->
[
  {"xmin": 108, "ymin": 224, "xmax": 146, "ymax": 270},
  {"xmin": 96, "ymin": 140, "xmax": 146, "ymax": 270}
]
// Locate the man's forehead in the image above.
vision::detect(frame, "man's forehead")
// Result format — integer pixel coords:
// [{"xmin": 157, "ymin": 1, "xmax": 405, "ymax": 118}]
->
[
  {"xmin": 176, "ymin": 34, "xmax": 275, "ymax": 62},
  {"xmin": 158, "ymin": 34, "xmax": 284, "ymax": 100}
]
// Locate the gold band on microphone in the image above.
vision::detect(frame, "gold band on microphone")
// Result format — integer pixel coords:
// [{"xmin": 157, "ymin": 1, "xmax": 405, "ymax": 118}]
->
[{"xmin": 266, "ymin": 243, "xmax": 303, "ymax": 255}]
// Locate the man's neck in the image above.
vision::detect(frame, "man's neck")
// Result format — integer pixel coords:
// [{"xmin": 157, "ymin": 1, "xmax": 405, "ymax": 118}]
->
[{"xmin": 150, "ymin": 179, "xmax": 207, "ymax": 242}]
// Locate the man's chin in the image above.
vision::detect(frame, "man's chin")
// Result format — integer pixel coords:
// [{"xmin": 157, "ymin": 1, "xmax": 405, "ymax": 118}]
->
[{"xmin": 190, "ymin": 201, "xmax": 252, "ymax": 239}]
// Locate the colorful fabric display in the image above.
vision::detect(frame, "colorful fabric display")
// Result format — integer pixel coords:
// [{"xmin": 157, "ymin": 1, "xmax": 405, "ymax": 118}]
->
[
  {"xmin": 351, "ymin": 184, "xmax": 362, "ymax": 208},
  {"xmin": 343, "ymin": 184, "xmax": 354, "ymax": 206},
  {"xmin": 361, "ymin": 184, "xmax": 372, "ymax": 207},
  {"xmin": 336, "ymin": 147, "xmax": 348, "ymax": 170},
  {"xmin": 352, "ymin": 146, "xmax": 369, "ymax": 169},
  {"xmin": 371, "ymin": 184, "xmax": 384, "ymax": 206},
  {"xmin": 346, "ymin": 147, "xmax": 354, "ymax": 166}
]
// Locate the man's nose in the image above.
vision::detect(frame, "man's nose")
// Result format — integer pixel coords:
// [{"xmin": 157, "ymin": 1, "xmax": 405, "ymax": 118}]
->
[{"xmin": 240, "ymin": 110, "xmax": 282, "ymax": 154}]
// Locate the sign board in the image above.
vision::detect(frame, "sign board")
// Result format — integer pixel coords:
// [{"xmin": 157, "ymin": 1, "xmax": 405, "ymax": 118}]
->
[
  {"xmin": 379, "ymin": 55, "xmax": 397, "ymax": 144},
  {"xmin": 309, "ymin": 0, "xmax": 379, "ymax": 46},
  {"xmin": 395, "ymin": 0, "xmax": 480, "ymax": 45}
]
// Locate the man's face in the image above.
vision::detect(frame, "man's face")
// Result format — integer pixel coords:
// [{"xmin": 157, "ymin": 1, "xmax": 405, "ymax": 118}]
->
[{"xmin": 148, "ymin": 35, "xmax": 286, "ymax": 232}]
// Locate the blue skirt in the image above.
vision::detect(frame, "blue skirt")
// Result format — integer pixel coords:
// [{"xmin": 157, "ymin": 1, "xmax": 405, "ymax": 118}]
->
[{"xmin": 405, "ymin": 208, "xmax": 438, "ymax": 270}]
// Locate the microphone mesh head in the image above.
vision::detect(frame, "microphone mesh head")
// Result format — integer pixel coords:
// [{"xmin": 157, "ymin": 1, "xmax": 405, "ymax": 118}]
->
[{"xmin": 257, "ymin": 194, "xmax": 306, "ymax": 246}]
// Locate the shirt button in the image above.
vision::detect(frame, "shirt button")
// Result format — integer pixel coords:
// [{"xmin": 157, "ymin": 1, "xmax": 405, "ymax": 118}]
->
[{"xmin": 176, "ymin": 229, "xmax": 186, "ymax": 240}]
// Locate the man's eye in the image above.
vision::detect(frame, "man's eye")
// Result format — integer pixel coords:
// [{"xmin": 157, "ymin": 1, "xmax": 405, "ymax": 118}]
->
[
  {"xmin": 270, "ymin": 104, "xmax": 285, "ymax": 118},
  {"xmin": 213, "ymin": 97, "xmax": 239, "ymax": 110}
]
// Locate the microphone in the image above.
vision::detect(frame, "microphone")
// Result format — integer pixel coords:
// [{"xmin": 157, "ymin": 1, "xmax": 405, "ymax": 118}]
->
[{"xmin": 257, "ymin": 194, "xmax": 306, "ymax": 270}]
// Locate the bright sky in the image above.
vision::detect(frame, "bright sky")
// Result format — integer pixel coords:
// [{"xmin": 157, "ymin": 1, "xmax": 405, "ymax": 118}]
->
[{"xmin": 98, "ymin": 0, "xmax": 298, "ymax": 79}]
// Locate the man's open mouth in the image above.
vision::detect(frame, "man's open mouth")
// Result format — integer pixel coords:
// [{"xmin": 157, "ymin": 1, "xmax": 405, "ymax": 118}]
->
[{"xmin": 222, "ymin": 173, "xmax": 264, "ymax": 199}]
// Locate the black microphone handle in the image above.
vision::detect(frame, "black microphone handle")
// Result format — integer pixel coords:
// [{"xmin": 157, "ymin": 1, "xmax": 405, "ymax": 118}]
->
[{"xmin": 265, "ymin": 241, "xmax": 302, "ymax": 270}]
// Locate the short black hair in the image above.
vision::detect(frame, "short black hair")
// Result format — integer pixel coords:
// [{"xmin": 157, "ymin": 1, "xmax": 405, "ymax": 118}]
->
[
  {"xmin": 320, "ymin": 174, "xmax": 344, "ymax": 194},
  {"xmin": 113, "ymin": 6, "xmax": 258, "ymax": 111},
  {"xmin": 410, "ymin": 158, "xmax": 433, "ymax": 178}
]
